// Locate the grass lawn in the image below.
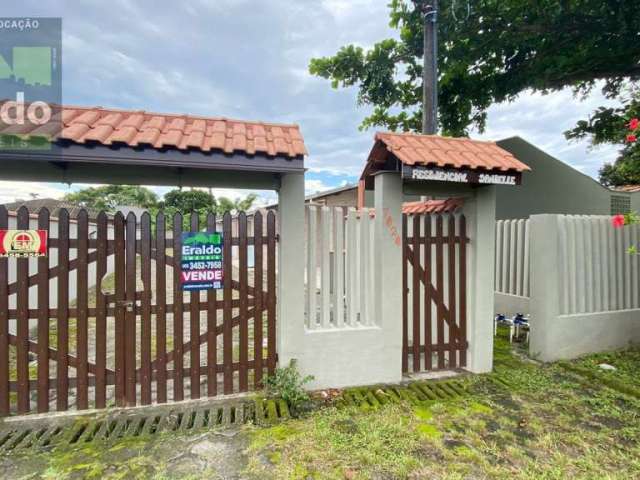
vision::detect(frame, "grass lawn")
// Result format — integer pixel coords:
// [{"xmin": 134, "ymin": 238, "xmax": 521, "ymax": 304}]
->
[
  {"xmin": 1, "ymin": 329, "xmax": 639, "ymax": 479},
  {"xmin": 247, "ymin": 331, "xmax": 640, "ymax": 479}
]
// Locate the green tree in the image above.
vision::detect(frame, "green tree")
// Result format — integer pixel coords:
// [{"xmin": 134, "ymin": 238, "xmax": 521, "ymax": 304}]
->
[
  {"xmin": 565, "ymin": 87, "xmax": 640, "ymax": 186},
  {"xmin": 309, "ymin": 0, "xmax": 640, "ymax": 178},
  {"xmin": 162, "ymin": 188, "xmax": 216, "ymax": 212},
  {"xmin": 216, "ymin": 194, "xmax": 257, "ymax": 214},
  {"xmin": 158, "ymin": 189, "xmax": 258, "ymax": 229},
  {"xmin": 63, "ymin": 185, "xmax": 158, "ymax": 211}
]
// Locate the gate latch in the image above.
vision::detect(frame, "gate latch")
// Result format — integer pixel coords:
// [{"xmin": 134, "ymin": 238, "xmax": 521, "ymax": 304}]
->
[{"xmin": 115, "ymin": 300, "xmax": 135, "ymax": 312}]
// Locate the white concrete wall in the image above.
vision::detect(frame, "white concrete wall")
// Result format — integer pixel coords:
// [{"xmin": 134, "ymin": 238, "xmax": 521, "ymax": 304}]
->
[
  {"xmin": 295, "ymin": 173, "xmax": 404, "ymax": 389},
  {"xmin": 495, "ymin": 218, "xmax": 530, "ymax": 298},
  {"xmin": 305, "ymin": 206, "xmax": 375, "ymax": 329},
  {"xmin": 529, "ymin": 214, "xmax": 640, "ymax": 361},
  {"xmin": 494, "ymin": 292, "xmax": 529, "ymax": 317},
  {"xmin": 464, "ymin": 186, "xmax": 497, "ymax": 373},
  {"xmin": 534, "ymin": 310, "xmax": 640, "ymax": 360},
  {"xmin": 494, "ymin": 218, "xmax": 530, "ymax": 316}
]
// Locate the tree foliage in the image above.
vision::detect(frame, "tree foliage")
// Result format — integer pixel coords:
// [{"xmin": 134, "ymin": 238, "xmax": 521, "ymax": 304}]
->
[
  {"xmin": 160, "ymin": 189, "xmax": 257, "ymax": 215},
  {"xmin": 63, "ymin": 185, "xmax": 158, "ymax": 211},
  {"xmin": 63, "ymin": 185, "xmax": 258, "ymax": 225},
  {"xmin": 162, "ymin": 189, "xmax": 215, "ymax": 212},
  {"xmin": 157, "ymin": 188, "xmax": 258, "ymax": 229},
  {"xmin": 565, "ymin": 87, "xmax": 640, "ymax": 186},
  {"xmin": 309, "ymin": 0, "xmax": 640, "ymax": 181}
]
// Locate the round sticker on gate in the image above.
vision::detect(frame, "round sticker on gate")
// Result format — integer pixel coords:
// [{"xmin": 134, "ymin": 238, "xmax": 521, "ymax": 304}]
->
[{"xmin": 0, "ymin": 230, "xmax": 48, "ymax": 257}]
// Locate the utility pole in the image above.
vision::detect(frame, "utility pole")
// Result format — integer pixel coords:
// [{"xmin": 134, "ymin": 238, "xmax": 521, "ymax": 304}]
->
[{"xmin": 420, "ymin": 0, "xmax": 438, "ymax": 135}]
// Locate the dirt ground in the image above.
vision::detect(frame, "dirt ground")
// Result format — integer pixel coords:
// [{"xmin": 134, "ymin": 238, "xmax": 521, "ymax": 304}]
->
[{"xmin": 0, "ymin": 426, "xmax": 250, "ymax": 479}]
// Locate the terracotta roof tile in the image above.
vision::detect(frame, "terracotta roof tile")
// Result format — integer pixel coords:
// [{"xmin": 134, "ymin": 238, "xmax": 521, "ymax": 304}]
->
[
  {"xmin": 373, "ymin": 132, "xmax": 529, "ymax": 172},
  {"xmin": 611, "ymin": 185, "xmax": 640, "ymax": 193},
  {"xmin": 2, "ymin": 105, "xmax": 308, "ymax": 158},
  {"xmin": 109, "ymin": 125, "xmax": 138, "ymax": 144},
  {"xmin": 133, "ymin": 128, "xmax": 160, "ymax": 146},
  {"xmin": 402, "ymin": 198, "xmax": 464, "ymax": 215},
  {"xmin": 367, "ymin": 198, "xmax": 464, "ymax": 217}
]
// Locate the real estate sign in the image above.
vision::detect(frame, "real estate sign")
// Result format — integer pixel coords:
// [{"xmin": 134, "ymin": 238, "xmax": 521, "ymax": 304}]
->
[
  {"xmin": 0, "ymin": 229, "xmax": 47, "ymax": 257},
  {"xmin": 180, "ymin": 232, "xmax": 223, "ymax": 291}
]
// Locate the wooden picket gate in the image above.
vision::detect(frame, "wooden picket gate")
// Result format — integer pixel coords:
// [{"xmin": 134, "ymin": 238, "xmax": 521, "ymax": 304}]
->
[
  {"xmin": 402, "ymin": 213, "xmax": 468, "ymax": 373},
  {"xmin": 0, "ymin": 206, "xmax": 277, "ymax": 416}
]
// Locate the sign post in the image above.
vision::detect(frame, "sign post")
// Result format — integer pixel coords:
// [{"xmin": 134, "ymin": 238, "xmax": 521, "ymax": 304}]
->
[{"xmin": 180, "ymin": 232, "xmax": 223, "ymax": 291}]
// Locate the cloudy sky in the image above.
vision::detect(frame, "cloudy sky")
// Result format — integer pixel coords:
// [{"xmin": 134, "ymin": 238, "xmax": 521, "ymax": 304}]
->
[{"xmin": 1, "ymin": 0, "xmax": 621, "ymax": 206}]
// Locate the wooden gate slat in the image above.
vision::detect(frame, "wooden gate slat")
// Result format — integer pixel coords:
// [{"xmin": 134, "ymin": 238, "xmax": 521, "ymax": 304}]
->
[
  {"xmin": 56, "ymin": 209, "xmax": 70, "ymax": 411},
  {"xmin": 0, "ymin": 207, "xmax": 9, "ymax": 415},
  {"xmin": 16, "ymin": 207, "xmax": 30, "ymax": 414},
  {"xmin": 222, "ymin": 212, "xmax": 233, "ymax": 394},
  {"xmin": 36, "ymin": 208, "xmax": 50, "ymax": 413},
  {"xmin": 238, "ymin": 212, "xmax": 249, "ymax": 392},
  {"xmin": 76, "ymin": 210, "xmax": 89, "ymax": 410},
  {"xmin": 412, "ymin": 215, "xmax": 421, "ymax": 372},
  {"xmin": 189, "ymin": 213, "xmax": 200, "ymax": 400},
  {"xmin": 447, "ymin": 215, "xmax": 457, "ymax": 369},
  {"xmin": 423, "ymin": 214, "xmax": 432, "ymax": 371},
  {"xmin": 155, "ymin": 213, "xmax": 167, "ymax": 403},
  {"xmin": 172, "ymin": 213, "xmax": 184, "ymax": 401},
  {"xmin": 459, "ymin": 215, "xmax": 468, "ymax": 368},
  {"xmin": 435, "ymin": 215, "xmax": 445, "ymax": 370},
  {"xmin": 94, "ymin": 212, "xmax": 108, "ymax": 409},
  {"xmin": 113, "ymin": 212, "xmax": 126, "ymax": 407},
  {"xmin": 206, "ymin": 213, "xmax": 217, "ymax": 397},
  {"xmin": 266, "ymin": 211, "xmax": 277, "ymax": 375},
  {"xmin": 124, "ymin": 212, "xmax": 137, "ymax": 406},
  {"xmin": 401, "ymin": 214, "xmax": 408, "ymax": 373},
  {"xmin": 253, "ymin": 212, "xmax": 263, "ymax": 388},
  {"xmin": 140, "ymin": 212, "xmax": 152, "ymax": 405}
]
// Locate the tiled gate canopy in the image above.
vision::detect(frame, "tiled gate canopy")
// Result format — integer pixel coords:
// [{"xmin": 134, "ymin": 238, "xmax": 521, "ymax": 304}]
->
[
  {"xmin": 361, "ymin": 132, "xmax": 530, "ymax": 188},
  {"xmin": 58, "ymin": 107, "xmax": 307, "ymax": 158},
  {"xmin": 0, "ymin": 105, "xmax": 308, "ymax": 185}
]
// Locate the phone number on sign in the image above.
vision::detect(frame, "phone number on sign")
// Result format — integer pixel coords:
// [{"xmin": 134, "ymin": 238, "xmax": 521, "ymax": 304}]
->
[{"xmin": 182, "ymin": 261, "xmax": 222, "ymax": 270}]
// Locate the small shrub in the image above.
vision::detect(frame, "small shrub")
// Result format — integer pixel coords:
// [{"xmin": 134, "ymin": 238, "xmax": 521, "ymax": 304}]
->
[{"xmin": 264, "ymin": 359, "xmax": 314, "ymax": 416}]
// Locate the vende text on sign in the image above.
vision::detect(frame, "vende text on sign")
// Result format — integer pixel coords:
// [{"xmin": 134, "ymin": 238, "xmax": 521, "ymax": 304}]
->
[
  {"xmin": 180, "ymin": 232, "xmax": 223, "ymax": 291},
  {"xmin": 403, "ymin": 165, "xmax": 521, "ymax": 185},
  {"xmin": 0, "ymin": 229, "xmax": 47, "ymax": 257}
]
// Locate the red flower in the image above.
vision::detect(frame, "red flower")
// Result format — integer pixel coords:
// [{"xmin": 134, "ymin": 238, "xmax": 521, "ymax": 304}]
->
[
  {"xmin": 612, "ymin": 214, "xmax": 626, "ymax": 228},
  {"xmin": 627, "ymin": 134, "xmax": 637, "ymax": 143},
  {"xmin": 630, "ymin": 118, "xmax": 640, "ymax": 130}
]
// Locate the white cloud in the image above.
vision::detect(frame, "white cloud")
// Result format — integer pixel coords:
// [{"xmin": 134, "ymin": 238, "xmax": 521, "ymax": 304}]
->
[
  {"xmin": 474, "ymin": 85, "xmax": 621, "ymax": 177},
  {"xmin": 305, "ymin": 179, "xmax": 334, "ymax": 195},
  {"xmin": 0, "ymin": 182, "xmax": 69, "ymax": 204},
  {"xmin": 0, "ymin": 0, "xmax": 622, "ymax": 201}
]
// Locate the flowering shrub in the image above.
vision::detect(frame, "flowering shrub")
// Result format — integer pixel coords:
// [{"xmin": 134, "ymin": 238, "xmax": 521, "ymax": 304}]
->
[
  {"xmin": 613, "ymin": 115, "xmax": 639, "ymax": 250},
  {"xmin": 612, "ymin": 214, "xmax": 626, "ymax": 228},
  {"xmin": 612, "ymin": 213, "xmax": 640, "ymax": 254},
  {"xmin": 626, "ymin": 117, "xmax": 639, "ymax": 143}
]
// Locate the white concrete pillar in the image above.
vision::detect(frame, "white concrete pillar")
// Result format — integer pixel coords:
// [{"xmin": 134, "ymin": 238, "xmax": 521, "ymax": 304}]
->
[
  {"xmin": 373, "ymin": 172, "xmax": 403, "ymax": 381},
  {"xmin": 277, "ymin": 172, "xmax": 306, "ymax": 365},
  {"xmin": 528, "ymin": 214, "xmax": 561, "ymax": 361},
  {"xmin": 466, "ymin": 185, "xmax": 497, "ymax": 373}
]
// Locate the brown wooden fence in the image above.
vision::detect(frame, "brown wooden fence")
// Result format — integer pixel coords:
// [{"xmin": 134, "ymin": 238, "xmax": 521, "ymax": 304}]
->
[
  {"xmin": 402, "ymin": 213, "xmax": 468, "ymax": 373},
  {"xmin": 0, "ymin": 206, "xmax": 277, "ymax": 416}
]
